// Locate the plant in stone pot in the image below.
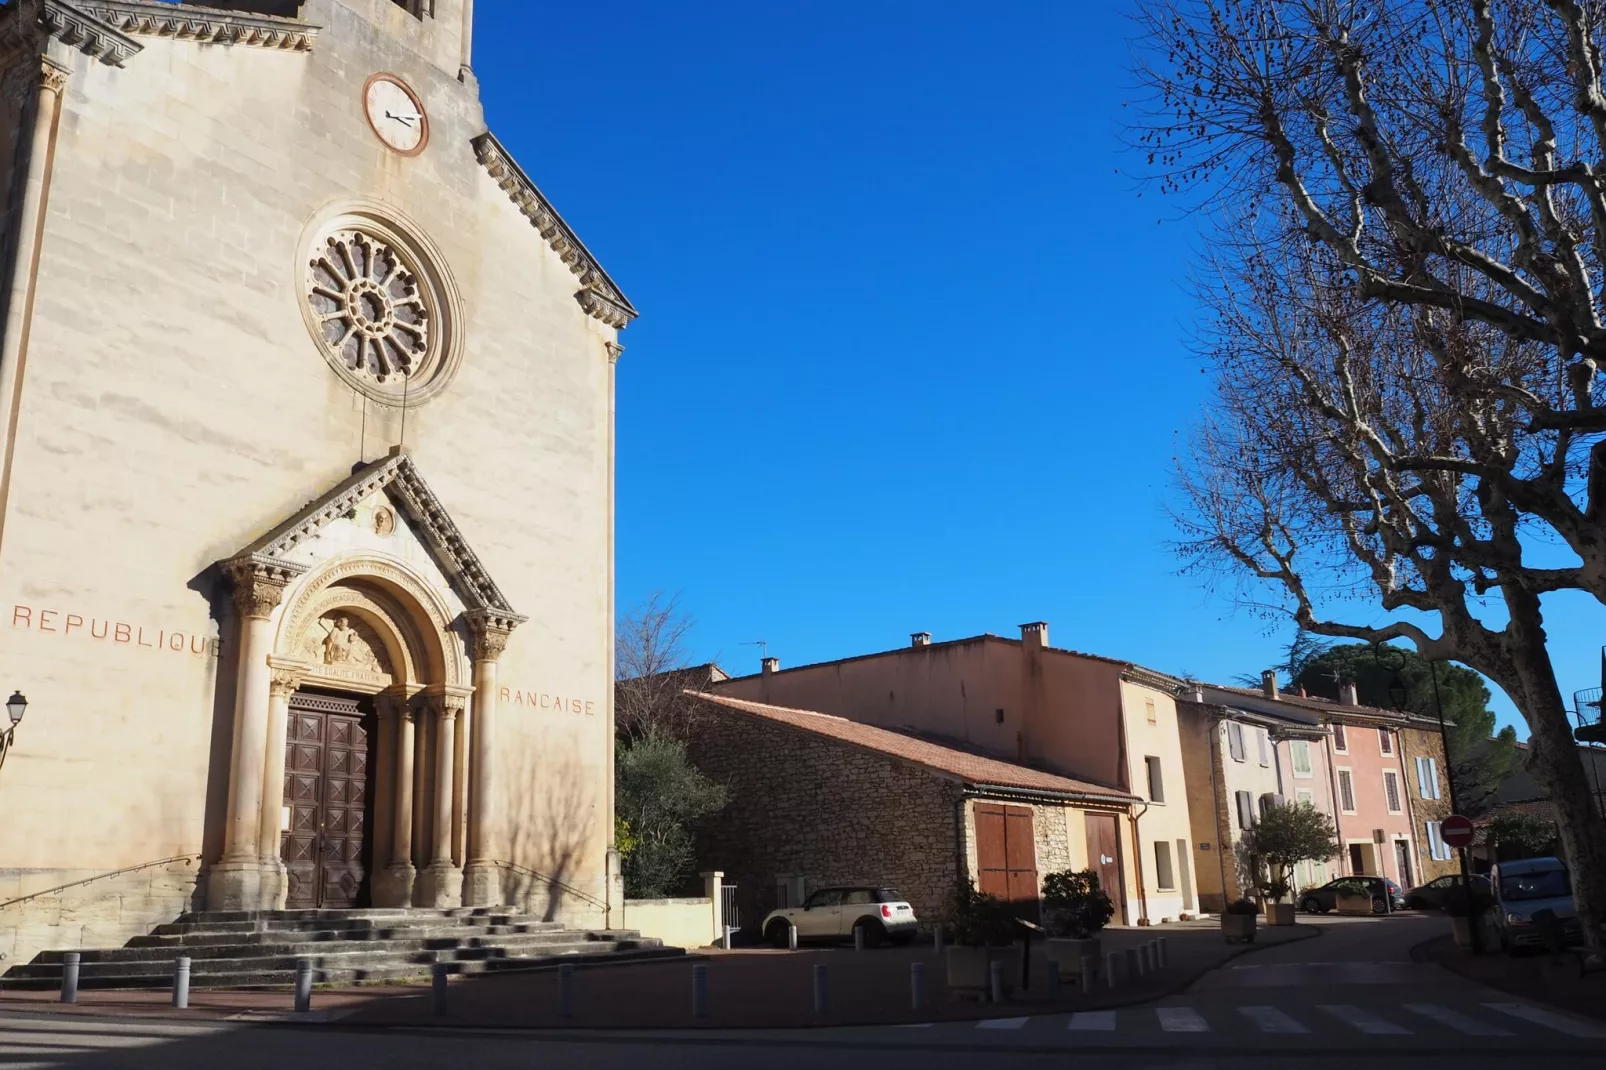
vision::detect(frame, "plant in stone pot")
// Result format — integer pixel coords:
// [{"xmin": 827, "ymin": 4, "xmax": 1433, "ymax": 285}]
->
[
  {"xmin": 943, "ymin": 878, "xmax": 1021, "ymax": 998},
  {"xmin": 1041, "ymin": 869, "xmax": 1116, "ymax": 987},
  {"xmin": 1441, "ymin": 883, "xmax": 1494, "ymax": 949},
  {"xmin": 1221, "ymin": 897, "xmax": 1259, "ymax": 943},
  {"xmin": 1248, "ymin": 801, "xmax": 1338, "ymax": 927},
  {"xmin": 1331, "ymin": 879, "xmax": 1376, "ymax": 915}
]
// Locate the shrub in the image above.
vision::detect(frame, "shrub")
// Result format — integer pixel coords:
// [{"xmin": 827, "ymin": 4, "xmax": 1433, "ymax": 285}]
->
[
  {"xmin": 1041, "ymin": 869, "xmax": 1115, "ymax": 939},
  {"xmin": 944, "ymin": 879, "xmax": 1019, "ymax": 947},
  {"xmin": 615, "ymin": 730, "xmax": 728, "ymax": 898},
  {"xmin": 1225, "ymin": 898, "xmax": 1260, "ymax": 916}
]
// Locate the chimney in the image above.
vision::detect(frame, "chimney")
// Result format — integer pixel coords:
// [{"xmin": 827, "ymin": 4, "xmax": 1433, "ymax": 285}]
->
[
  {"xmin": 1340, "ymin": 681, "xmax": 1359, "ymax": 707},
  {"xmin": 1261, "ymin": 670, "xmax": 1280, "ymax": 700},
  {"xmin": 911, "ymin": 632, "xmax": 932, "ymax": 647},
  {"xmin": 1020, "ymin": 621, "xmax": 1049, "ymax": 651},
  {"xmin": 761, "ymin": 657, "xmax": 779, "ymax": 675}
]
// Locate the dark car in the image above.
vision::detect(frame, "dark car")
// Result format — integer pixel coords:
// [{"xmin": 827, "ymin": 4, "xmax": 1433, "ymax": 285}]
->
[
  {"xmin": 1297, "ymin": 876, "xmax": 1405, "ymax": 914},
  {"xmin": 1402, "ymin": 873, "xmax": 1492, "ymax": 911}
]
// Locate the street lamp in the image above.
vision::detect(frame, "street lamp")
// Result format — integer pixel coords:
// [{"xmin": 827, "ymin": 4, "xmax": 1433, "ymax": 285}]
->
[{"xmin": 0, "ymin": 690, "xmax": 28, "ymax": 777}]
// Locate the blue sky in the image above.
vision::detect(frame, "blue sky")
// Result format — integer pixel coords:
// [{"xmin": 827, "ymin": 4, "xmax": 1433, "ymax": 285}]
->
[{"xmin": 474, "ymin": 0, "xmax": 1605, "ymax": 734}]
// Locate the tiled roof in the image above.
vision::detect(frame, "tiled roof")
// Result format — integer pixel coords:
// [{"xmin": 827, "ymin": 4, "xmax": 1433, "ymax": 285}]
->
[
  {"xmin": 686, "ymin": 691, "xmax": 1138, "ymax": 803},
  {"xmin": 1202, "ymin": 683, "xmax": 1443, "ymax": 729}
]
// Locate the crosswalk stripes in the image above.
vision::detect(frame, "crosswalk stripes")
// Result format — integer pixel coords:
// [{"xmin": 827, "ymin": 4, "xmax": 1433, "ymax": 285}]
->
[
  {"xmin": 1155, "ymin": 1007, "xmax": 1209, "ymax": 1032},
  {"xmin": 975, "ymin": 1017, "xmax": 1028, "ymax": 1030},
  {"xmin": 1237, "ymin": 1006, "xmax": 1309, "ymax": 1034},
  {"xmin": 1486, "ymin": 1002, "xmax": 1606, "ymax": 1038},
  {"xmin": 1318, "ymin": 1004, "xmax": 1412, "ymax": 1035},
  {"xmin": 1403, "ymin": 1003, "xmax": 1512, "ymax": 1037},
  {"xmin": 1067, "ymin": 1011, "xmax": 1116, "ymax": 1031}
]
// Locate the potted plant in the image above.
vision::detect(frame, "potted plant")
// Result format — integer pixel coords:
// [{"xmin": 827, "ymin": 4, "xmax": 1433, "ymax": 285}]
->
[
  {"xmin": 1222, "ymin": 897, "xmax": 1259, "ymax": 942},
  {"xmin": 943, "ymin": 879, "xmax": 1021, "ymax": 997},
  {"xmin": 1041, "ymin": 869, "xmax": 1115, "ymax": 984},
  {"xmin": 1259, "ymin": 878, "xmax": 1296, "ymax": 926},
  {"xmin": 1247, "ymin": 800, "xmax": 1338, "ymax": 927},
  {"xmin": 1332, "ymin": 879, "xmax": 1375, "ymax": 914},
  {"xmin": 1442, "ymin": 883, "xmax": 1494, "ymax": 949}
]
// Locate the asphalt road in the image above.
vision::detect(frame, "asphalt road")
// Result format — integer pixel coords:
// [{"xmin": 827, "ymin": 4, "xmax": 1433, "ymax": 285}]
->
[{"xmin": 2, "ymin": 914, "xmax": 1600, "ymax": 1070}]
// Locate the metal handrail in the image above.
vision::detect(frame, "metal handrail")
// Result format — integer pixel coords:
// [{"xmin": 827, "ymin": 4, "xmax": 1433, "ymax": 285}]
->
[
  {"xmin": 0, "ymin": 855, "xmax": 199, "ymax": 912},
  {"xmin": 493, "ymin": 861, "xmax": 610, "ymax": 912}
]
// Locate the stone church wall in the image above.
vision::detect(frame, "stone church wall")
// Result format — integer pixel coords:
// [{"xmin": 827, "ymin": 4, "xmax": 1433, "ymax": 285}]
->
[{"xmin": 0, "ymin": 0, "xmax": 618, "ymax": 959}]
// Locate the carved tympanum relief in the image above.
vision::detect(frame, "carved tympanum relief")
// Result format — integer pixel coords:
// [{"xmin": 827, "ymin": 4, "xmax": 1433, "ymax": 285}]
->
[{"xmin": 303, "ymin": 613, "xmax": 388, "ymax": 675}]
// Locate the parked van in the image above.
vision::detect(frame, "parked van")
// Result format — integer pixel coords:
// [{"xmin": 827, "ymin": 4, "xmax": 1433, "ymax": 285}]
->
[{"xmin": 1491, "ymin": 856, "xmax": 1580, "ymax": 953}]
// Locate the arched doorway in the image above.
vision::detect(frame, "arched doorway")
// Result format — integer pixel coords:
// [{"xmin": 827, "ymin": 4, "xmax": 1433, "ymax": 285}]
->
[{"xmin": 281, "ymin": 687, "xmax": 377, "ymax": 910}]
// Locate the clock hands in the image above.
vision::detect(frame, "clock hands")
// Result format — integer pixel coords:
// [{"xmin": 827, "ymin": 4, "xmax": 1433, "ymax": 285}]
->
[{"xmin": 384, "ymin": 109, "xmax": 421, "ymax": 128}]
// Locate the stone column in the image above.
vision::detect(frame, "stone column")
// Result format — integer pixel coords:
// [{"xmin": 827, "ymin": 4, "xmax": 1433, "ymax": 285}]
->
[
  {"xmin": 604, "ymin": 342, "xmax": 623, "ymax": 926},
  {"xmin": 382, "ymin": 696, "xmax": 418, "ymax": 906},
  {"xmin": 256, "ymin": 667, "xmax": 302, "ymax": 910},
  {"xmin": 207, "ymin": 558, "xmax": 300, "ymax": 911},
  {"xmin": 418, "ymin": 693, "xmax": 465, "ymax": 907},
  {"xmin": 463, "ymin": 613, "xmax": 514, "ymax": 906}
]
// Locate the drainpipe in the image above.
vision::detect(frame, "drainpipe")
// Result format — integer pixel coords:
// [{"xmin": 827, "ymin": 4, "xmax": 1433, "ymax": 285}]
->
[
  {"xmin": 0, "ymin": 54, "xmax": 71, "ymax": 562},
  {"xmin": 1208, "ymin": 718, "xmax": 1230, "ymax": 908},
  {"xmin": 1323, "ymin": 724, "xmax": 1347, "ymax": 874},
  {"xmin": 1129, "ymin": 801, "xmax": 1150, "ymax": 925}
]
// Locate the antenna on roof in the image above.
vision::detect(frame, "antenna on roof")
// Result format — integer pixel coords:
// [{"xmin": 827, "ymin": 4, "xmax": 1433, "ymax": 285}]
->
[{"xmin": 740, "ymin": 640, "xmax": 768, "ymax": 659}]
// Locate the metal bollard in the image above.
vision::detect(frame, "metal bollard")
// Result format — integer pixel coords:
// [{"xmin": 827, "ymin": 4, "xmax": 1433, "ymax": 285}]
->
[
  {"xmin": 1125, "ymin": 946, "xmax": 1142, "ymax": 979},
  {"xmin": 431, "ymin": 963, "xmax": 448, "ymax": 1017},
  {"xmin": 293, "ymin": 958, "xmax": 313, "ymax": 1013},
  {"xmin": 934, "ymin": 927, "xmax": 944, "ymax": 955},
  {"xmin": 1105, "ymin": 951, "xmax": 1119, "ymax": 989},
  {"xmin": 1140, "ymin": 942, "xmax": 1154, "ymax": 974},
  {"xmin": 1046, "ymin": 959, "xmax": 1061, "ymax": 998},
  {"xmin": 988, "ymin": 958, "xmax": 1004, "ymax": 1004},
  {"xmin": 557, "ymin": 962, "xmax": 575, "ymax": 1020},
  {"xmin": 60, "ymin": 952, "xmax": 80, "ymax": 1004},
  {"xmin": 910, "ymin": 961, "xmax": 925, "ymax": 1010},
  {"xmin": 691, "ymin": 963, "xmax": 709, "ymax": 1019},
  {"xmin": 172, "ymin": 956, "xmax": 191, "ymax": 1010},
  {"xmin": 812, "ymin": 963, "xmax": 828, "ymax": 1013},
  {"xmin": 722, "ymin": 926, "xmax": 734, "ymax": 950},
  {"xmin": 854, "ymin": 924, "xmax": 865, "ymax": 952},
  {"xmin": 1157, "ymin": 937, "xmax": 1169, "ymax": 968},
  {"xmin": 1080, "ymin": 954, "xmax": 1096, "ymax": 993},
  {"xmin": 787, "ymin": 923, "xmax": 798, "ymax": 952}
]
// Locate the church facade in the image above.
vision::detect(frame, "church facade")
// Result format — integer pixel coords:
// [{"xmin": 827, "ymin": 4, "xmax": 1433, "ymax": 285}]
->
[{"xmin": 0, "ymin": 0, "xmax": 629, "ymax": 968}]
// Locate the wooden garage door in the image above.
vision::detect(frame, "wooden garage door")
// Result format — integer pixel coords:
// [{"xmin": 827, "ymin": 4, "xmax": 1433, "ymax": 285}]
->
[{"xmin": 975, "ymin": 803, "xmax": 1039, "ymax": 915}]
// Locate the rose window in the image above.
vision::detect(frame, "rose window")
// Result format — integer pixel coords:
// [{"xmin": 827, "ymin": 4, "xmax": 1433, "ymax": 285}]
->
[{"xmin": 307, "ymin": 231, "xmax": 432, "ymax": 386}]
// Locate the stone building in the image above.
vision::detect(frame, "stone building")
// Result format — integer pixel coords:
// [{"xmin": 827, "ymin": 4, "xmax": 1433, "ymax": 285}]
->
[
  {"xmin": 0, "ymin": 0, "xmax": 630, "ymax": 969},
  {"xmin": 712, "ymin": 623, "xmax": 1200, "ymax": 924},
  {"xmin": 684, "ymin": 692, "xmax": 1138, "ymax": 933}
]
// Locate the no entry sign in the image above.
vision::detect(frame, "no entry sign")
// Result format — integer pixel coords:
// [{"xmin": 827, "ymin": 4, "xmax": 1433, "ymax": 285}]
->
[{"xmin": 1441, "ymin": 814, "xmax": 1475, "ymax": 849}]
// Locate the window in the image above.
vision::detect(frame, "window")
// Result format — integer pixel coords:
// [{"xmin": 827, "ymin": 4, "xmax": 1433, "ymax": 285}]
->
[
  {"xmin": 1425, "ymin": 821, "xmax": 1452, "ymax": 861},
  {"xmin": 391, "ymin": 0, "xmax": 429, "ymax": 18},
  {"xmin": 1145, "ymin": 698, "xmax": 1157, "ymax": 724},
  {"xmin": 1145, "ymin": 756, "xmax": 1165, "ymax": 803},
  {"xmin": 1258, "ymin": 792, "xmax": 1280, "ymax": 817},
  {"xmin": 1296, "ymin": 787, "xmax": 1314, "ymax": 804},
  {"xmin": 1153, "ymin": 840, "xmax": 1176, "ymax": 890},
  {"xmin": 803, "ymin": 889, "xmax": 843, "ymax": 908},
  {"xmin": 1256, "ymin": 728, "xmax": 1270, "ymax": 767},
  {"xmin": 1337, "ymin": 769, "xmax": 1356, "ymax": 812},
  {"xmin": 1332, "ymin": 723, "xmax": 1348, "ymax": 752},
  {"xmin": 1227, "ymin": 722, "xmax": 1246, "ymax": 761},
  {"xmin": 842, "ymin": 889, "xmax": 873, "ymax": 905},
  {"xmin": 1379, "ymin": 728, "xmax": 1394, "ymax": 755},
  {"xmin": 1415, "ymin": 756, "xmax": 1442, "ymax": 800},
  {"xmin": 995, "ymin": 707, "xmax": 1005, "ymax": 724},
  {"xmin": 1235, "ymin": 790, "xmax": 1256, "ymax": 830},
  {"xmin": 1383, "ymin": 770, "xmax": 1402, "ymax": 813},
  {"xmin": 1291, "ymin": 740, "xmax": 1312, "ymax": 777}
]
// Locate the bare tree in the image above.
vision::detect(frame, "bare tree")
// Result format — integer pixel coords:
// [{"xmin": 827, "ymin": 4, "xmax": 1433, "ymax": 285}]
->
[
  {"xmin": 1133, "ymin": 0, "xmax": 1606, "ymax": 953},
  {"xmin": 614, "ymin": 591, "xmax": 710, "ymax": 742}
]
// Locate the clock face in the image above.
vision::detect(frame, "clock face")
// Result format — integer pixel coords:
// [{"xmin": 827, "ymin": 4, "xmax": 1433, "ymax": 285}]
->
[{"xmin": 363, "ymin": 74, "xmax": 428, "ymax": 156}]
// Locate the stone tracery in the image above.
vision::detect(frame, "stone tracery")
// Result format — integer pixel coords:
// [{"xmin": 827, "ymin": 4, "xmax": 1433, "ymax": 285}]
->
[{"xmin": 308, "ymin": 230, "xmax": 432, "ymax": 386}]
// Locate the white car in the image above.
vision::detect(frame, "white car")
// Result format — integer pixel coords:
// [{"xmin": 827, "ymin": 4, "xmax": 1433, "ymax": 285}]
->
[{"xmin": 762, "ymin": 886, "xmax": 918, "ymax": 947}]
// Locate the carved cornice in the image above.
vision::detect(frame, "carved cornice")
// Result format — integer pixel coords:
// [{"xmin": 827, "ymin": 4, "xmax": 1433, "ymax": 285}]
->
[
  {"xmin": 222, "ymin": 554, "xmax": 308, "ymax": 619},
  {"xmin": 471, "ymin": 131, "xmax": 638, "ymax": 330},
  {"xmin": 463, "ymin": 607, "xmax": 518, "ymax": 662},
  {"xmin": 0, "ymin": 0, "xmax": 143, "ymax": 67},
  {"xmin": 227, "ymin": 450, "xmax": 527, "ymax": 625},
  {"xmin": 75, "ymin": 1, "xmax": 318, "ymax": 51}
]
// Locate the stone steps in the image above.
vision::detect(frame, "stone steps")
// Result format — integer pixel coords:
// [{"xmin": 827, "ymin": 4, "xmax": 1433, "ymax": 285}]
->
[{"xmin": 1, "ymin": 908, "xmax": 682, "ymax": 991}]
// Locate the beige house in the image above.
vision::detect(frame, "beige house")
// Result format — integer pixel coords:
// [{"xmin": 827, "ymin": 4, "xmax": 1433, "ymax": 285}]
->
[
  {"xmin": 0, "ymin": 0, "xmax": 629, "ymax": 968},
  {"xmin": 712, "ymin": 623, "xmax": 1201, "ymax": 924},
  {"xmin": 684, "ymin": 692, "xmax": 1139, "ymax": 931}
]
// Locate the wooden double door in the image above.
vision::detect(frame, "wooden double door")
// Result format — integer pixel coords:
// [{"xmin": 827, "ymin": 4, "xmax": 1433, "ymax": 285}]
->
[
  {"xmin": 976, "ymin": 803, "xmax": 1040, "ymax": 914},
  {"xmin": 281, "ymin": 690, "xmax": 376, "ymax": 909}
]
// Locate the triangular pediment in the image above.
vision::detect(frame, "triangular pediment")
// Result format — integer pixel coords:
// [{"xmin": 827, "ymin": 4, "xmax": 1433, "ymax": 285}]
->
[{"xmin": 223, "ymin": 448, "xmax": 524, "ymax": 627}]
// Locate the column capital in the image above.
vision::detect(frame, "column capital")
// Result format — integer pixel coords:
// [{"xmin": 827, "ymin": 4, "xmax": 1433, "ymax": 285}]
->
[
  {"xmin": 222, "ymin": 555, "xmax": 306, "ymax": 620},
  {"xmin": 420, "ymin": 688, "xmax": 471, "ymax": 720},
  {"xmin": 1, "ymin": 55, "xmax": 69, "ymax": 105},
  {"xmin": 463, "ymin": 608, "xmax": 520, "ymax": 662},
  {"xmin": 605, "ymin": 340, "xmax": 625, "ymax": 365},
  {"xmin": 268, "ymin": 668, "xmax": 303, "ymax": 698}
]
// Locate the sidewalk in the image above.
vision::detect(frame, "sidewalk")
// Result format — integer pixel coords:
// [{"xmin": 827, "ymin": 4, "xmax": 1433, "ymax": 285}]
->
[
  {"xmin": 0, "ymin": 920, "xmax": 1317, "ymax": 1029},
  {"xmin": 1414, "ymin": 933, "xmax": 1606, "ymax": 1024}
]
